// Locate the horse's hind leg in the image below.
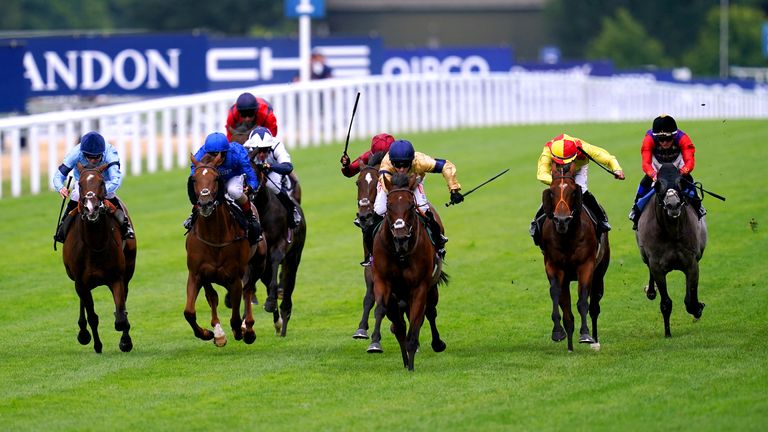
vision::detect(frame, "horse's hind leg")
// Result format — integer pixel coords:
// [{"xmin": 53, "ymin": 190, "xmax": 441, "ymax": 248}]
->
[
  {"xmin": 78, "ymin": 286, "xmax": 102, "ymax": 353},
  {"xmin": 547, "ymin": 272, "xmax": 566, "ymax": 343},
  {"xmin": 241, "ymin": 279, "xmax": 256, "ymax": 345},
  {"xmin": 426, "ymin": 285, "xmax": 446, "ymax": 352},
  {"xmin": 354, "ymin": 267, "xmax": 375, "ymax": 339},
  {"xmin": 277, "ymin": 261, "xmax": 299, "ymax": 337},
  {"xmin": 589, "ymin": 276, "xmax": 604, "ymax": 346},
  {"xmin": 645, "ymin": 270, "xmax": 657, "ymax": 300},
  {"xmin": 110, "ymin": 280, "xmax": 132, "ymax": 352},
  {"xmin": 684, "ymin": 264, "xmax": 705, "ymax": 320},
  {"xmin": 77, "ymin": 299, "xmax": 91, "ymax": 346}
]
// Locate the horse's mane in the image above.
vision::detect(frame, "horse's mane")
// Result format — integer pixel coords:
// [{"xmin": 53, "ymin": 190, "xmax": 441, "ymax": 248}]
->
[
  {"xmin": 391, "ymin": 172, "xmax": 410, "ymax": 189},
  {"xmin": 368, "ymin": 151, "xmax": 386, "ymax": 167},
  {"xmin": 656, "ymin": 164, "xmax": 680, "ymax": 190}
]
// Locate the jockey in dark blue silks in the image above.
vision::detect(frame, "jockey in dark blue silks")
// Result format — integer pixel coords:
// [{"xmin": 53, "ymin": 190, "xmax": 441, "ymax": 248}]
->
[
  {"xmin": 53, "ymin": 131, "xmax": 134, "ymax": 242},
  {"xmin": 183, "ymin": 132, "xmax": 262, "ymax": 243}
]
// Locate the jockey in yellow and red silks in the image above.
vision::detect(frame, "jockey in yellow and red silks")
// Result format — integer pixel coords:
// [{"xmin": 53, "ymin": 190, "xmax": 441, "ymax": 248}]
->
[{"xmin": 530, "ymin": 133, "xmax": 625, "ymax": 246}]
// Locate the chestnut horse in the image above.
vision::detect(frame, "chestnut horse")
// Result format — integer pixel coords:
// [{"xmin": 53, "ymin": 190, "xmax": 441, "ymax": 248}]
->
[
  {"xmin": 636, "ymin": 163, "xmax": 707, "ymax": 337},
  {"xmin": 540, "ymin": 162, "xmax": 609, "ymax": 352},
  {"xmin": 61, "ymin": 162, "xmax": 137, "ymax": 353},
  {"xmin": 369, "ymin": 173, "xmax": 448, "ymax": 371},
  {"xmin": 185, "ymin": 153, "xmax": 259, "ymax": 346},
  {"xmin": 249, "ymin": 161, "xmax": 306, "ymax": 337}
]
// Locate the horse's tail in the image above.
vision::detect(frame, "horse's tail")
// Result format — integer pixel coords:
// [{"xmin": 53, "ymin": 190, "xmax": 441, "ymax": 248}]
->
[{"xmin": 437, "ymin": 270, "xmax": 449, "ymax": 287}]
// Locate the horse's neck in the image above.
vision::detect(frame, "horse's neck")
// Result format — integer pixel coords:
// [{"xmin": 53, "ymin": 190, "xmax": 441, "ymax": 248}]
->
[
  {"xmin": 76, "ymin": 215, "xmax": 116, "ymax": 252},
  {"xmin": 197, "ymin": 204, "xmax": 238, "ymax": 236}
]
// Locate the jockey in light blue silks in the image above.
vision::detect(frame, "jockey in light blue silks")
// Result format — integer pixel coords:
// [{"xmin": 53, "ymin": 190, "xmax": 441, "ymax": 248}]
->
[
  {"xmin": 53, "ymin": 131, "xmax": 134, "ymax": 242},
  {"xmin": 183, "ymin": 132, "xmax": 262, "ymax": 243}
]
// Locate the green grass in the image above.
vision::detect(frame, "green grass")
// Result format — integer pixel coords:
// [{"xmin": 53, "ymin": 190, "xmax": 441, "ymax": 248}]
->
[{"xmin": 1, "ymin": 120, "xmax": 766, "ymax": 431}]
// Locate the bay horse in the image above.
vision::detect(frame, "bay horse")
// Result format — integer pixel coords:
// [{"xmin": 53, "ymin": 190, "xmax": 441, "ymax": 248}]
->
[
  {"xmin": 369, "ymin": 173, "xmax": 448, "ymax": 371},
  {"xmin": 540, "ymin": 162, "xmax": 609, "ymax": 352},
  {"xmin": 61, "ymin": 162, "xmax": 137, "ymax": 353},
  {"xmin": 636, "ymin": 163, "xmax": 707, "ymax": 338},
  {"xmin": 352, "ymin": 152, "xmax": 386, "ymax": 340},
  {"xmin": 250, "ymin": 161, "xmax": 306, "ymax": 337},
  {"xmin": 185, "ymin": 153, "xmax": 259, "ymax": 346}
]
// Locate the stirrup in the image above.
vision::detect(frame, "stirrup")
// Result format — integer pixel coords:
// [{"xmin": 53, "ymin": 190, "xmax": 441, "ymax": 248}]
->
[
  {"xmin": 183, "ymin": 215, "xmax": 193, "ymax": 230},
  {"xmin": 360, "ymin": 256, "xmax": 372, "ymax": 267},
  {"xmin": 353, "ymin": 217, "xmax": 361, "ymax": 228}
]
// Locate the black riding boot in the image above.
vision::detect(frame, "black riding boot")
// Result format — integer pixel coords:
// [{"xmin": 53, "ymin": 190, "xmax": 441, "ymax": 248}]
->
[
  {"xmin": 583, "ymin": 191, "xmax": 610, "ymax": 233},
  {"xmin": 362, "ymin": 213, "xmax": 384, "ymax": 266},
  {"xmin": 109, "ymin": 198, "xmax": 135, "ymax": 240},
  {"xmin": 277, "ymin": 191, "xmax": 301, "ymax": 229},
  {"xmin": 239, "ymin": 202, "xmax": 262, "ymax": 244},
  {"xmin": 54, "ymin": 200, "xmax": 78, "ymax": 243},
  {"xmin": 530, "ymin": 205, "xmax": 545, "ymax": 246},
  {"xmin": 629, "ymin": 196, "xmax": 642, "ymax": 231},
  {"xmin": 424, "ymin": 210, "xmax": 447, "ymax": 258}
]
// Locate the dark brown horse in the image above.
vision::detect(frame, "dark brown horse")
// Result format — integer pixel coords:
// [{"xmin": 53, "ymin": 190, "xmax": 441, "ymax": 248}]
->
[
  {"xmin": 250, "ymin": 162, "xmax": 306, "ymax": 337},
  {"xmin": 352, "ymin": 154, "xmax": 385, "ymax": 340},
  {"xmin": 540, "ymin": 162, "xmax": 609, "ymax": 352},
  {"xmin": 185, "ymin": 153, "xmax": 258, "ymax": 346},
  {"xmin": 62, "ymin": 162, "xmax": 137, "ymax": 353},
  {"xmin": 369, "ymin": 173, "xmax": 448, "ymax": 371},
  {"xmin": 636, "ymin": 163, "xmax": 707, "ymax": 337}
]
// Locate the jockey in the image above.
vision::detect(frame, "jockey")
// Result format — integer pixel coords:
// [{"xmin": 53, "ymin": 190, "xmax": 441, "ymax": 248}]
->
[
  {"xmin": 53, "ymin": 131, "xmax": 134, "ymax": 242},
  {"xmin": 340, "ymin": 133, "xmax": 396, "ymax": 178},
  {"xmin": 184, "ymin": 132, "xmax": 262, "ymax": 243},
  {"xmin": 629, "ymin": 114, "xmax": 704, "ymax": 229},
  {"xmin": 530, "ymin": 133, "xmax": 625, "ymax": 246},
  {"xmin": 225, "ymin": 92, "xmax": 278, "ymax": 143},
  {"xmin": 372, "ymin": 139, "xmax": 463, "ymax": 260},
  {"xmin": 244, "ymin": 126, "xmax": 302, "ymax": 229}
]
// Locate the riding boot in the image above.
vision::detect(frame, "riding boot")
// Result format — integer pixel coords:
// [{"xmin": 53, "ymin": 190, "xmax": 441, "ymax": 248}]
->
[
  {"xmin": 240, "ymin": 203, "xmax": 263, "ymax": 244},
  {"xmin": 362, "ymin": 213, "xmax": 384, "ymax": 266},
  {"xmin": 109, "ymin": 198, "xmax": 135, "ymax": 240},
  {"xmin": 55, "ymin": 200, "xmax": 78, "ymax": 243},
  {"xmin": 424, "ymin": 210, "xmax": 447, "ymax": 258},
  {"xmin": 530, "ymin": 205, "xmax": 545, "ymax": 246},
  {"xmin": 583, "ymin": 191, "xmax": 611, "ymax": 233},
  {"xmin": 277, "ymin": 191, "xmax": 301, "ymax": 229},
  {"xmin": 688, "ymin": 190, "xmax": 707, "ymax": 219}
]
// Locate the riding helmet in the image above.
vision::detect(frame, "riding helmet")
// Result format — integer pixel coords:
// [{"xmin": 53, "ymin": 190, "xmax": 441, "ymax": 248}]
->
[
  {"xmin": 652, "ymin": 115, "xmax": 677, "ymax": 134},
  {"xmin": 236, "ymin": 92, "xmax": 258, "ymax": 111},
  {"xmin": 548, "ymin": 134, "xmax": 579, "ymax": 164},
  {"xmin": 370, "ymin": 133, "xmax": 395, "ymax": 154},
  {"xmin": 388, "ymin": 139, "xmax": 415, "ymax": 163},
  {"xmin": 245, "ymin": 126, "xmax": 274, "ymax": 150},
  {"xmin": 203, "ymin": 132, "xmax": 230, "ymax": 153},
  {"xmin": 80, "ymin": 132, "xmax": 106, "ymax": 156}
]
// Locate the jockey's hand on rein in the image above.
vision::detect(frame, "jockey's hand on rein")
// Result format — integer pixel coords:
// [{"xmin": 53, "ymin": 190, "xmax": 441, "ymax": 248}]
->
[
  {"xmin": 450, "ymin": 190, "xmax": 464, "ymax": 204},
  {"xmin": 340, "ymin": 154, "xmax": 350, "ymax": 167}
]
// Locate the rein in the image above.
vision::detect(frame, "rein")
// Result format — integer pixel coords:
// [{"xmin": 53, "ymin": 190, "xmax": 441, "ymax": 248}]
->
[
  {"xmin": 551, "ymin": 174, "xmax": 575, "ymax": 216},
  {"xmin": 192, "ymin": 163, "xmax": 247, "ymax": 247}
]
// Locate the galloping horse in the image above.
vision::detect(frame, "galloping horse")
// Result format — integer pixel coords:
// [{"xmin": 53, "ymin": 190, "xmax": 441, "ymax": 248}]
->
[
  {"xmin": 62, "ymin": 162, "xmax": 137, "ymax": 353},
  {"xmin": 185, "ymin": 153, "xmax": 258, "ymax": 346},
  {"xmin": 352, "ymin": 152, "xmax": 386, "ymax": 339},
  {"xmin": 636, "ymin": 163, "xmax": 707, "ymax": 337},
  {"xmin": 369, "ymin": 173, "xmax": 448, "ymax": 371},
  {"xmin": 250, "ymin": 161, "xmax": 306, "ymax": 337},
  {"xmin": 540, "ymin": 162, "xmax": 609, "ymax": 352}
]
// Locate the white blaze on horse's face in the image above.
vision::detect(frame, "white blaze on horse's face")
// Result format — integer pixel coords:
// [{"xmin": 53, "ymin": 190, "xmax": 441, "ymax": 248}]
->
[
  {"xmin": 202, "ymin": 168, "xmax": 209, "ymax": 176},
  {"xmin": 365, "ymin": 172, "xmax": 373, "ymax": 185},
  {"xmin": 86, "ymin": 174, "xmax": 95, "ymax": 182}
]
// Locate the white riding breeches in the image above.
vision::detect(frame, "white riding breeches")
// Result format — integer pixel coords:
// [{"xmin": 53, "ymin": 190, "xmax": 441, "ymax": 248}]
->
[
  {"xmin": 575, "ymin": 164, "xmax": 589, "ymax": 192},
  {"xmin": 225, "ymin": 175, "xmax": 245, "ymax": 200},
  {"xmin": 374, "ymin": 181, "xmax": 429, "ymax": 216}
]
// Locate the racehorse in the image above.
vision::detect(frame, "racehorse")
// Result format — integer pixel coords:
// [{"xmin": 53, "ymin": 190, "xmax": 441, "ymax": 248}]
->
[
  {"xmin": 185, "ymin": 153, "xmax": 258, "ymax": 346},
  {"xmin": 250, "ymin": 161, "xmax": 306, "ymax": 337},
  {"xmin": 352, "ymin": 152, "xmax": 386, "ymax": 339},
  {"xmin": 61, "ymin": 162, "xmax": 137, "ymax": 353},
  {"xmin": 539, "ymin": 162, "xmax": 609, "ymax": 352},
  {"xmin": 369, "ymin": 173, "xmax": 448, "ymax": 371},
  {"xmin": 636, "ymin": 163, "xmax": 707, "ymax": 337}
]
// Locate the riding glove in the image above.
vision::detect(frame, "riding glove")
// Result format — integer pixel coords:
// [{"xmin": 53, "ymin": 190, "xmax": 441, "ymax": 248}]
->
[{"xmin": 450, "ymin": 190, "xmax": 464, "ymax": 204}]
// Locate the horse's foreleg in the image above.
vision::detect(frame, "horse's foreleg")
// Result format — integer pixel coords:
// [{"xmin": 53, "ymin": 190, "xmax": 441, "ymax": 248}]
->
[
  {"xmin": 354, "ymin": 267, "xmax": 375, "ymax": 339},
  {"xmin": 277, "ymin": 259, "xmax": 299, "ymax": 338},
  {"xmin": 558, "ymin": 280, "xmax": 575, "ymax": 352},
  {"xmin": 652, "ymin": 270, "xmax": 673, "ymax": 338},
  {"xmin": 387, "ymin": 299, "xmax": 409, "ymax": 369},
  {"xmin": 184, "ymin": 273, "xmax": 213, "ymax": 342},
  {"xmin": 77, "ymin": 297, "xmax": 91, "ymax": 346},
  {"xmin": 367, "ymin": 277, "xmax": 389, "ymax": 354},
  {"xmin": 576, "ymin": 266, "xmax": 595, "ymax": 345},
  {"xmin": 684, "ymin": 263, "xmax": 705, "ymax": 320},
  {"xmin": 589, "ymin": 275, "xmax": 604, "ymax": 345},
  {"xmin": 645, "ymin": 269, "xmax": 657, "ymax": 300},
  {"xmin": 227, "ymin": 281, "xmax": 243, "ymax": 343},
  {"xmin": 546, "ymin": 267, "xmax": 566, "ymax": 343},
  {"xmin": 405, "ymin": 285, "xmax": 429, "ymax": 371},
  {"xmin": 109, "ymin": 279, "xmax": 132, "ymax": 352},
  {"xmin": 77, "ymin": 285, "xmax": 102, "ymax": 353},
  {"xmin": 263, "ymin": 258, "xmax": 280, "ymax": 313},
  {"xmin": 241, "ymin": 280, "xmax": 256, "ymax": 345}
]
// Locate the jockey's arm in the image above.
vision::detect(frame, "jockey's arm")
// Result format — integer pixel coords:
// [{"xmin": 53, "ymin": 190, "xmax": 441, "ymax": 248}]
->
[
  {"xmin": 103, "ymin": 146, "xmax": 123, "ymax": 195},
  {"xmin": 581, "ymin": 142, "xmax": 623, "ymax": 173},
  {"xmin": 269, "ymin": 142, "xmax": 294, "ymax": 175},
  {"xmin": 641, "ymin": 135, "xmax": 657, "ymax": 178},
  {"xmin": 536, "ymin": 147, "xmax": 553, "ymax": 185},
  {"xmin": 53, "ymin": 146, "xmax": 81, "ymax": 191},
  {"xmin": 679, "ymin": 134, "xmax": 696, "ymax": 175}
]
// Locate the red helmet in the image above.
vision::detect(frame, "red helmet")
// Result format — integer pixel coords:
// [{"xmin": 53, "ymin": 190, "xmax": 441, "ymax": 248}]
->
[
  {"xmin": 370, "ymin": 133, "xmax": 395, "ymax": 153},
  {"xmin": 548, "ymin": 134, "xmax": 580, "ymax": 164}
]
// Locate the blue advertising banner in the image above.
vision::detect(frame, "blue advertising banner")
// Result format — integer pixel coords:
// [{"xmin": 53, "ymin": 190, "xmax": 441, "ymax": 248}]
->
[
  {"xmin": 284, "ymin": 0, "xmax": 325, "ymax": 18},
  {"xmin": 0, "ymin": 43, "xmax": 27, "ymax": 113},
  {"xmin": 382, "ymin": 47, "xmax": 513, "ymax": 75}
]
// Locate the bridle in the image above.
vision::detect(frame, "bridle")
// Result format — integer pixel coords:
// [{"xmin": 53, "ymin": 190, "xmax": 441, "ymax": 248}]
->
[
  {"xmin": 192, "ymin": 164, "xmax": 221, "ymax": 218},
  {"xmin": 78, "ymin": 166, "xmax": 109, "ymax": 223},
  {"xmin": 356, "ymin": 166, "xmax": 378, "ymax": 228},
  {"xmin": 385, "ymin": 188, "xmax": 420, "ymax": 259}
]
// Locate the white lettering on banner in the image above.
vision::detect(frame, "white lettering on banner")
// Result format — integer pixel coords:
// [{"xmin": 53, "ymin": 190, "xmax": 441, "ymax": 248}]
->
[
  {"xmin": 206, "ymin": 48, "xmax": 259, "ymax": 81},
  {"xmin": 382, "ymin": 55, "xmax": 490, "ymax": 76},
  {"xmin": 23, "ymin": 49, "xmax": 181, "ymax": 92}
]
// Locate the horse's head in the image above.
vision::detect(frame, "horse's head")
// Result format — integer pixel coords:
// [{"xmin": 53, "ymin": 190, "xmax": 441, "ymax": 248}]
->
[
  {"xmin": 543, "ymin": 162, "xmax": 582, "ymax": 234},
  {"xmin": 76, "ymin": 162, "xmax": 109, "ymax": 223},
  {"xmin": 655, "ymin": 163, "xmax": 685, "ymax": 218},
  {"xmin": 190, "ymin": 153, "xmax": 225, "ymax": 218},
  {"xmin": 384, "ymin": 173, "xmax": 419, "ymax": 255},
  {"xmin": 356, "ymin": 165, "xmax": 379, "ymax": 230}
]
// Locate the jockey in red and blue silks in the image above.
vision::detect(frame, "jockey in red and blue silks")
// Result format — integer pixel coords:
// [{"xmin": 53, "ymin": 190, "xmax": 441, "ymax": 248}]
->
[
  {"xmin": 628, "ymin": 114, "xmax": 704, "ymax": 229},
  {"xmin": 184, "ymin": 132, "xmax": 262, "ymax": 242},
  {"xmin": 53, "ymin": 131, "xmax": 134, "ymax": 242}
]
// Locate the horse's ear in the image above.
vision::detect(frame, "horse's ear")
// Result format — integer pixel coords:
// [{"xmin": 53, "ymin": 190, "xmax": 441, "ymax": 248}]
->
[
  {"xmin": 190, "ymin": 153, "xmax": 198, "ymax": 166},
  {"xmin": 542, "ymin": 189, "xmax": 553, "ymax": 214},
  {"xmin": 98, "ymin": 163, "xmax": 109, "ymax": 173},
  {"xmin": 382, "ymin": 173, "xmax": 392, "ymax": 191},
  {"xmin": 213, "ymin": 153, "xmax": 224, "ymax": 166},
  {"xmin": 407, "ymin": 174, "xmax": 418, "ymax": 190}
]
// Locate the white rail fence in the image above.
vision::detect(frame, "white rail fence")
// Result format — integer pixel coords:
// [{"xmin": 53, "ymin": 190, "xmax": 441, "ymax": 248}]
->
[{"xmin": 1, "ymin": 72, "xmax": 766, "ymax": 199}]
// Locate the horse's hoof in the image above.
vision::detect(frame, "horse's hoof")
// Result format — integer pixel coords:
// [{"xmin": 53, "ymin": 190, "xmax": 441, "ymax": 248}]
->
[
  {"xmin": 119, "ymin": 337, "xmax": 133, "ymax": 352},
  {"xmin": 352, "ymin": 329, "xmax": 369, "ymax": 339},
  {"xmin": 94, "ymin": 342, "xmax": 103, "ymax": 354},
  {"xmin": 431, "ymin": 340, "xmax": 447, "ymax": 353},
  {"xmin": 644, "ymin": 285, "xmax": 656, "ymax": 300},
  {"xmin": 579, "ymin": 334, "xmax": 596, "ymax": 344},
  {"xmin": 243, "ymin": 331, "xmax": 256, "ymax": 345},
  {"xmin": 264, "ymin": 297, "xmax": 277, "ymax": 313},
  {"xmin": 551, "ymin": 331, "xmax": 566, "ymax": 342},
  {"xmin": 590, "ymin": 342, "xmax": 601, "ymax": 351},
  {"xmin": 367, "ymin": 342, "xmax": 383, "ymax": 353},
  {"xmin": 213, "ymin": 324, "xmax": 227, "ymax": 347},
  {"xmin": 77, "ymin": 330, "xmax": 91, "ymax": 345},
  {"xmin": 274, "ymin": 317, "xmax": 283, "ymax": 335}
]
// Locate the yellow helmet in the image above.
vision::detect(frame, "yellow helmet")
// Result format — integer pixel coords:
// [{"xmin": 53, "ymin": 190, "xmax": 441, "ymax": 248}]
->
[{"xmin": 548, "ymin": 134, "xmax": 580, "ymax": 164}]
